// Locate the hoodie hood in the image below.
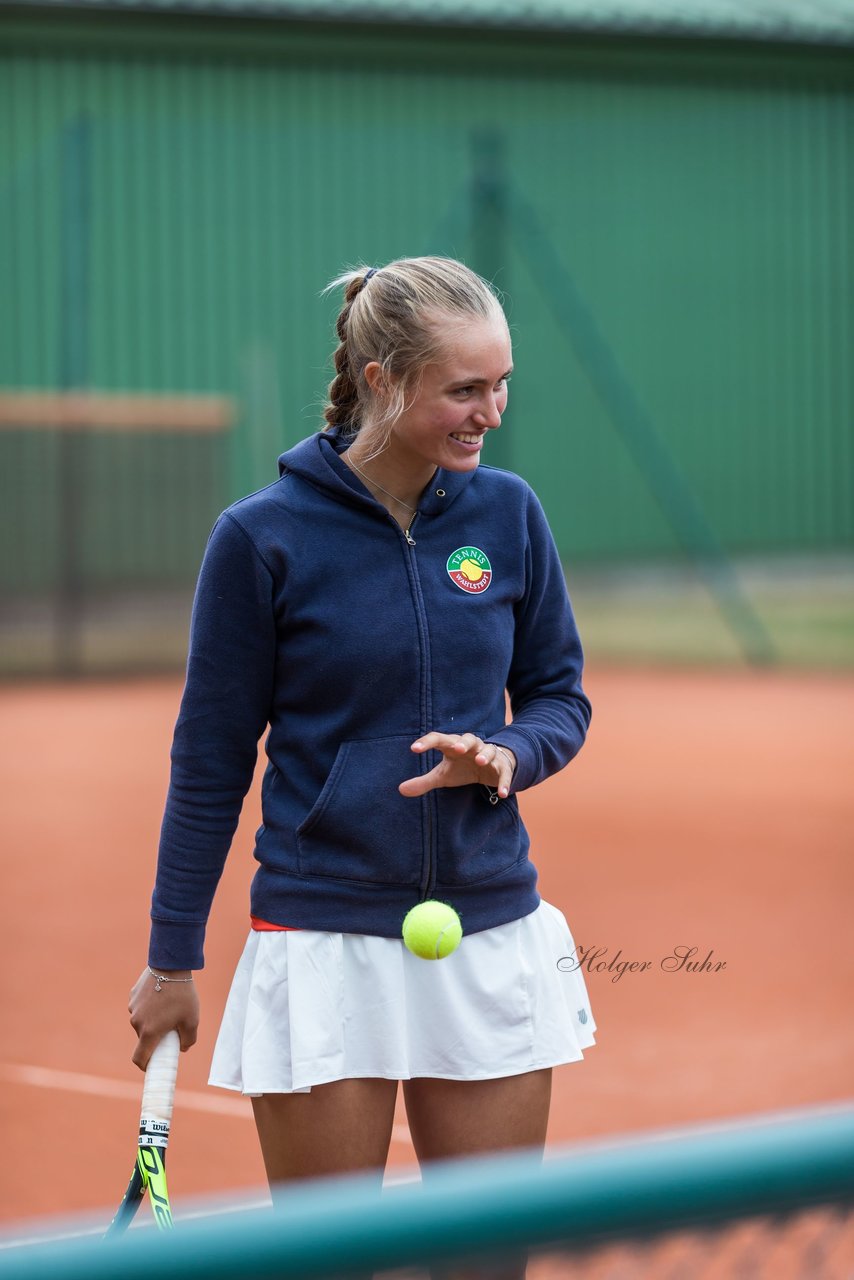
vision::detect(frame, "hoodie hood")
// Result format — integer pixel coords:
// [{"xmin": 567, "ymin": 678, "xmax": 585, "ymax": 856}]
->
[{"xmin": 277, "ymin": 427, "xmax": 477, "ymax": 520}]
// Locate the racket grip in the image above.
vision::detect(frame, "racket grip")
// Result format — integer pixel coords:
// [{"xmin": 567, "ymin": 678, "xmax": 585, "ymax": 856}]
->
[{"xmin": 139, "ymin": 1029, "xmax": 180, "ymax": 1147}]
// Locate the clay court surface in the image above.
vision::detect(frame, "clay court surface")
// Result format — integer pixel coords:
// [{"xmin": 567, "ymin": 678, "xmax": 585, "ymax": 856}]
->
[{"xmin": 1, "ymin": 665, "xmax": 852, "ymax": 1230}]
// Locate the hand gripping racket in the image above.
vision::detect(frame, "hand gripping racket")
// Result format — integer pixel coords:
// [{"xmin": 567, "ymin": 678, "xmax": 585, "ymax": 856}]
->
[{"xmin": 106, "ymin": 1030, "xmax": 180, "ymax": 1236}]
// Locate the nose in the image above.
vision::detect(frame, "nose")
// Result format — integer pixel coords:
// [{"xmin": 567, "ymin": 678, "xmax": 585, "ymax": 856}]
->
[{"xmin": 475, "ymin": 391, "xmax": 503, "ymax": 429}]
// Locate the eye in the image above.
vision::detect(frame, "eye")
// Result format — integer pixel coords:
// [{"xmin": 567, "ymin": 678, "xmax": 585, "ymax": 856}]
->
[{"xmin": 453, "ymin": 376, "xmax": 511, "ymax": 398}]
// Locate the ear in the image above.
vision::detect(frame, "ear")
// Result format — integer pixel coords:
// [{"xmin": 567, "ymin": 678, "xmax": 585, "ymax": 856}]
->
[{"xmin": 364, "ymin": 360, "xmax": 393, "ymax": 398}]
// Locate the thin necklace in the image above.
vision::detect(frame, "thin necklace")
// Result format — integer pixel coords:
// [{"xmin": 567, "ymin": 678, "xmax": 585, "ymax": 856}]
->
[{"xmin": 344, "ymin": 451, "xmax": 417, "ymax": 515}]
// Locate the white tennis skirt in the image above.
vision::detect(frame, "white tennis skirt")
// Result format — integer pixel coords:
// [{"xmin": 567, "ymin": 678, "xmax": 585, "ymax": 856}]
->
[{"xmin": 209, "ymin": 899, "xmax": 596, "ymax": 1095}]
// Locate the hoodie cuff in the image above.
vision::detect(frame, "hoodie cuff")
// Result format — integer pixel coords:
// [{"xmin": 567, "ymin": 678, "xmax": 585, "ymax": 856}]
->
[{"xmin": 148, "ymin": 918, "xmax": 206, "ymax": 972}]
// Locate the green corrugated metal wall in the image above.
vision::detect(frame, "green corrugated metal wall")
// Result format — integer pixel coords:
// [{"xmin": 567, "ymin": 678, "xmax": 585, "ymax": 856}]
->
[{"xmin": 1, "ymin": 17, "xmax": 853, "ymax": 602}]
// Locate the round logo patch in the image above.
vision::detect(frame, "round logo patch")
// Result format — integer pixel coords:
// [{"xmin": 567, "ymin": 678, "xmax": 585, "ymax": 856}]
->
[{"xmin": 447, "ymin": 546, "xmax": 492, "ymax": 594}]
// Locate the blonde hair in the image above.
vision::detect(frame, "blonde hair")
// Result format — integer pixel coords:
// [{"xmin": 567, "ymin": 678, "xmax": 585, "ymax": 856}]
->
[{"xmin": 321, "ymin": 256, "xmax": 507, "ymax": 457}]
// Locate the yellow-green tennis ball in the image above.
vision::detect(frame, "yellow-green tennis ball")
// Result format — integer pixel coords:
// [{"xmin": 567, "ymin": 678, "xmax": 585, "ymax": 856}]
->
[{"xmin": 402, "ymin": 900, "xmax": 463, "ymax": 960}]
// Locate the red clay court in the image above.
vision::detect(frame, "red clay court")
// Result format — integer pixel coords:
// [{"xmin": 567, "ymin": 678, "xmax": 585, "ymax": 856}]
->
[{"xmin": 1, "ymin": 665, "xmax": 852, "ymax": 1225}]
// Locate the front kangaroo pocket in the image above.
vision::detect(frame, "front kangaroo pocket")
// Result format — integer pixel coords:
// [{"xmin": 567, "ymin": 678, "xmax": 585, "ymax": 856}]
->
[
  {"xmin": 436, "ymin": 787, "xmax": 523, "ymax": 885},
  {"xmin": 296, "ymin": 735, "xmax": 425, "ymax": 886}
]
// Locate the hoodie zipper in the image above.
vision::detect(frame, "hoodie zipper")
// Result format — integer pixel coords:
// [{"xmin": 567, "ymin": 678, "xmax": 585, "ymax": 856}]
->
[
  {"xmin": 402, "ymin": 512, "xmax": 418, "ymax": 545},
  {"xmin": 396, "ymin": 512, "xmax": 437, "ymax": 897}
]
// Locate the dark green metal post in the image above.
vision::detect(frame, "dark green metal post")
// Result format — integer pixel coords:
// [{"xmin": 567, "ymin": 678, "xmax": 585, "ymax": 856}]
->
[
  {"xmin": 470, "ymin": 129, "xmax": 513, "ymax": 473},
  {"xmin": 57, "ymin": 117, "xmax": 92, "ymax": 677},
  {"xmin": 507, "ymin": 184, "xmax": 777, "ymax": 667}
]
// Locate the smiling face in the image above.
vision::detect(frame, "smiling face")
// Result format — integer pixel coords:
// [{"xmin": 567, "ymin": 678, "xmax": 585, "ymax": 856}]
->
[{"xmin": 365, "ymin": 313, "xmax": 513, "ymax": 477}]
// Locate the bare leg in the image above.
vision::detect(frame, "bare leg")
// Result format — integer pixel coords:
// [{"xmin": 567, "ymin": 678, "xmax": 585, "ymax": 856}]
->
[
  {"xmin": 402, "ymin": 1069, "xmax": 552, "ymax": 1280},
  {"xmin": 403, "ymin": 1069, "xmax": 552, "ymax": 1166},
  {"xmin": 251, "ymin": 1076, "xmax": 399, "ymax": 1190}
]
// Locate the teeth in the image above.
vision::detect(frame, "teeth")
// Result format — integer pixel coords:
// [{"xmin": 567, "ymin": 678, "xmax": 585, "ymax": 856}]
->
[{"xmin": 452, "ymin": 433, "xmax": 482, "ymax": 444}]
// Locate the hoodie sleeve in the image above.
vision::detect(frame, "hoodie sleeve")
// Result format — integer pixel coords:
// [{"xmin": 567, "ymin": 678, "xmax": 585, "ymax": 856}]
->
[
  {"xmin": 148, "ymin": 512, "xmax": 276, "ymax": 970},
  {"xmin": 488, "ymin": 486, "xmax": 591, "ymax": 793}
]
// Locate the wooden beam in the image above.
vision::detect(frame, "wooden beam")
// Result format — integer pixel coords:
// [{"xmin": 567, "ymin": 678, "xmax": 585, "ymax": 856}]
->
[{"xmin": 0, "ymin": 391, "xmax": 236, "ymax": 432}]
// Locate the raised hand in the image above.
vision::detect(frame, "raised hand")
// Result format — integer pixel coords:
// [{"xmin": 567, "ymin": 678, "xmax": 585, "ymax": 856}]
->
[{"xmin": 398, "ymin": 733, "xmax": 517, "ymax": 800}]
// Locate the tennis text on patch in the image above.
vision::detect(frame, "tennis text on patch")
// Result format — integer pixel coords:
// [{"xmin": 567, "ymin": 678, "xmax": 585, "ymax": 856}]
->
[{"xmin": 447, "ymin": 546, "xmax": 492, "ymax": 594}]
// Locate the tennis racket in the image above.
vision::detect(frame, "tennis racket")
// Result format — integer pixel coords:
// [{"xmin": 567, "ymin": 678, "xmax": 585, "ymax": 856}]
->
[{"xmin": 106, "ymin": 1029, "xmax": 180, "ymax": 1236}]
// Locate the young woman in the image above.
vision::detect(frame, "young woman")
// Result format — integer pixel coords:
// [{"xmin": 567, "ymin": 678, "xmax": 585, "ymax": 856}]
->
[{"xmin": 129, "ymin": 255, "xmax": 596, "ymax": 1207}]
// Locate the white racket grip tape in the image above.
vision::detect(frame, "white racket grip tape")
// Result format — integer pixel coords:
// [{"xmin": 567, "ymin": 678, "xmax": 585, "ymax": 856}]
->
[{"xmin": 138, "ymin": 1029, "xmax": 180, "ymax": 1148}]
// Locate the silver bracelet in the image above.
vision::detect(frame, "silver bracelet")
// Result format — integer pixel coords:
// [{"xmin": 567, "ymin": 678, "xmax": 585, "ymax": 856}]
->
[
  {"xmin": 489, "ymin": 744, "xmax": 516, "ymax": 772},
  {"xmin": 148, "ymin": 965, "xmax": 194, "ymax": 993}
]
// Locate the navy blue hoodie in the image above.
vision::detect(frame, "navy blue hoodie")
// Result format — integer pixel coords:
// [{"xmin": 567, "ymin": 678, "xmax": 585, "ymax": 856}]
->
[{"xmin": 149, "ymin": 428, "xmax": 591, "ymax": 970}]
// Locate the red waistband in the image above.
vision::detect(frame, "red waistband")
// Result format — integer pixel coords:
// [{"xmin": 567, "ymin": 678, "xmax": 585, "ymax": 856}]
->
[{"xmin": 250, "ymin": 916, "xmax": 301, "ymax": 932}]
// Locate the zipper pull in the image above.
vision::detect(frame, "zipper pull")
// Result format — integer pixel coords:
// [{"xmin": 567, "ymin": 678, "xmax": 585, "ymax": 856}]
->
[{"xmin": 404, "ymin": 528, "xmax": 416, "ymax": 546}]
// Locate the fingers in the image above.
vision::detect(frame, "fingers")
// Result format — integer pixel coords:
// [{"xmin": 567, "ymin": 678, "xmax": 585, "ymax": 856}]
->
[
  {"xmin": 132, "ymin": 1032, "xmax": 159, "ymax": 1073},
  {"xmin": 132, "ymin": 1016, "xmax": 198, "ymax": 1070},
  {"xmin": 403, "ymin": 734, "xmax": 516, "ymax": 798},
  {"xmin": 399, "ymin": 762, "xmax": 446, "ymax": 798},
  {"xmin": 176, "ymin": 1016, "xmax": 199, "ymax": 1054},
  {"xmin": 486, "ymin": 743, "xmax": 517, "ymax": 798},
  {"xmin": 410, "ymin": 731, "xmax": 476, "ymax": 757},
  {"xmin": 132, "ymin": 1015, "xmax": 198, "ymax": 1070},
  {"xmin": 469, "ymin": 740, "xmax": 513, "ymax": 798},
  {"xmin": 411, "ymin": 731, "xmax": 488, "ymax": 760}
]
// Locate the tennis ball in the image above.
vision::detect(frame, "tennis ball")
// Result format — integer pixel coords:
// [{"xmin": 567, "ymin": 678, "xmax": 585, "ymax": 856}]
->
[{"xmin": 402, "ymin": 900, "xmax": 463, "ymax": 960}]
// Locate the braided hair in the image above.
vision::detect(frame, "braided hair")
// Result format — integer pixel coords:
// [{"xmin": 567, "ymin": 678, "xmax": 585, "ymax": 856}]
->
[{"xmin": 323, "ymin": 271, "xmax": 370, "ymax": 436}]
